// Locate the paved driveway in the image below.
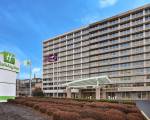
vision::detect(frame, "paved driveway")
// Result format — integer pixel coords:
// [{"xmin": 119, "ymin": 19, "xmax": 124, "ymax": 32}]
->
[
  {"xmin": 0, "ymin": 103, "xmax": 51, "ymax": 120},
  {"xmin": 136, "ymin": 100, "xmax": 150, "ymax": 120}
]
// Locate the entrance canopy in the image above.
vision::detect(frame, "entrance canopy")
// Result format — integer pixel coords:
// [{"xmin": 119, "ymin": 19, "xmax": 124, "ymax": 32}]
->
[{"xmin": 63, "ymin": 76, "xmax": 112, "ymax": 88}]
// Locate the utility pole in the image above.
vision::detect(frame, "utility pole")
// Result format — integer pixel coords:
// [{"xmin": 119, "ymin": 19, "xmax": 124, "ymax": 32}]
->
[{"xmin": 29, "ymin": 61, "xmax": 32, "ymax": 97}]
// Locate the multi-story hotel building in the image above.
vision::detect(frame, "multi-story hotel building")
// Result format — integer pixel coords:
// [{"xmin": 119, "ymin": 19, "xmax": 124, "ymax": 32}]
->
[{"xmin": 43, "ymin": 4, "xmax": 150, "ymax": 100}]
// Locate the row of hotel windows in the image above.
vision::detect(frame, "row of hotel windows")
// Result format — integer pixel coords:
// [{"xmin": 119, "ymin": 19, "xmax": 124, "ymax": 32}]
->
[
  {"xmin": 43, "ymin": 75, "xmax": 150, "ymax": 84},
  {"xmin": 44, "ymin": 51, "xmax": 150, "ymax": 70},
  {"xmin": 43, "ymin": 81, "xmax": 150, "ymax": 88},
  {"xmin": 91, "ymin": 9, "xmax": 150, "ymax": 30},
  {"xmin": 44, "ymin": 19, "xmax": 150, "ymax": 50},
  {"xmin": 44, "ymin": 64, "xmax": 150, "ymax": 76},
  {"xmin": 44, "ymin": 31, "xmax": 150, "ymax": 54},
  {"xmin": 59, "ymin": 39, "xmax": 145, "ymax": 54},
  {"xmin": 94, "ymin": 37, "xmax": 144, "ymax": 47},
  {"xmin": 44, "ymin": 52, "xmax": 148, "ymax": 70},
  {"xmin": 44, "ymin": 46, "xmax": 150, "ymax": 63},
  {"xmin": 91, "ymin": 22, "xmax": 146, "ymax": 36}
]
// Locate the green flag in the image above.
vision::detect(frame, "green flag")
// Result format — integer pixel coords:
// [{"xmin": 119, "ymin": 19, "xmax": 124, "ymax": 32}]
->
[{"xmin": 23, "ymin": 60, "xmax": 31, "ymax": 66}]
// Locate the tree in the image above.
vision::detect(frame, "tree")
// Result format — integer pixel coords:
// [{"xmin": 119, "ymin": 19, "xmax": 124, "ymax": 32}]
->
[{"xmin": 32, "ymin": 88, "xmax": 44, "ymax": 96}]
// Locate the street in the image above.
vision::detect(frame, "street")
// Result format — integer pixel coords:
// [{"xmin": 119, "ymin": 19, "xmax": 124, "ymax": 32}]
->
[
  {"xmin": 136, "ymin": 100, "xmax": 150, "ymax": 120},
  {"xmin": 0, "ymin": 103, "xmax": 51, "ymax": 120}
]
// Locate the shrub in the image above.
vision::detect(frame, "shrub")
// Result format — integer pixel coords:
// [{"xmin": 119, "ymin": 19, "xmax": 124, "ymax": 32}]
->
[
  {"xmin": 79, "ymin": 109, "xmax": 106, "ymax": 120},
  {"xmin": 33, "ymin": 104, "xmax": 40, "ymax": 110},
  {"xmin": 32, "ymin": 88, "xmax": 44, "ymax": 97},
  {"xmin": 39, "ymin": 106, "xmax": 47, "ymax": 113},
  {"xmin": 127, "ymin": 113, "xmax": 145, "ymax": 120},
  {"xmin": 47, "ymin": 108, "xmax": 59, "ymax": 116},
  {"xmin": 105, "ymin": 109, "xmax": 126, "ymax": 120},
  {"xmin": 53, "ymin": 111, "xmax": 80, "ymax": 120},
  {"xmin": 81, "ymin": 118, "xmax": 95, "ymax": 120},
  {"xmin": 24, "ymin": 101, "xmax": 37, "ymax": 107}
]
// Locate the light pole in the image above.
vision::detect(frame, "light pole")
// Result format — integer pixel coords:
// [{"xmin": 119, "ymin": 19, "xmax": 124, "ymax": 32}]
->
[
  {"xmin": 24, "ymin": 60, "xmax": 32, "ymax": 97},
  {"xmin": 29, "ymin": 60, "xmax": 32, "ymax": 97}
]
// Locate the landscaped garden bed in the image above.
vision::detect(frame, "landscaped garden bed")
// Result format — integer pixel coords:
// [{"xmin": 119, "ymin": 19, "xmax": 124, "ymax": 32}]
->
[{"xmin": 8, "ymin": 97, "xmax": 145, "ymax": 120}]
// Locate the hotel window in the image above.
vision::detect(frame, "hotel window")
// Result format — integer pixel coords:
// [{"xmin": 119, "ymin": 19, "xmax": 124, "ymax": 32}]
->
[
  {"xmin": 120, "ymin": 63, "xmax": 130, "ymax": 68},
  {"xmin": 74, "ymin": 48, "xmax": 81, "ymax": 53},
  {"xmin": 111, "ymin": 64, "xmax": 119, "ymax": 69},
  {"xmin": 132, "ymin": 25, "xmax": 143, "ymax": 32},
  {"xmin": 120, "ymin": 29, "xmax": 130, "ymax": 35},
  {"xmin": 111, "ymin": 51, "xmax": 118, "ymax": 56},
  {"xmin": 67, "ymin": 39, "xmax": 73, "ymax": 45},
  {"xmin": 120, "ymin": 22, "xmax": 130, "ymax": 28},
  {"xmin": 74, "ymin": 42, "xmax": 81, "ymax": 48},
  {"xmin": 134, "ymin": 68, "xmax": 144, "ymax": 74},
  {"xmin": 101, "ymin": 47, "xmax": 109, "ymax": 52},
  {"xmin": 120, "ymin": 70, "xmax": 131, "ymax": 74},
  {"xmin": 120, "ymin": 56, "xmax": 130, "ymax": 61},
  {"xmin": 121, "ymin": 76, "xmax": 131, "ymax": 80},
  {"xmin": 110, "ymin": 45, "xmax": 119, "ymax": 49},
  {"xmin": 132, "ymin": 11, "xmax": 143, "ymax": 18},
  {"xmin": 145, "ymin": 31, "xmax": 150, "ymax": 37},
  {"xmin": 147, "ymin": 75, "xmax": 150, "ymax": 79},
  {"xmin": 110, "ymin": 39, "xmax": 118, "ymax": 44},
  {"xmin": 145, "ymin": 16, "xmax": 150, "ymax": 21},
  {"xmin": 74, "ymin": 53, "xmax": 81, "ymax": 59},
  {"xmin": 132, "ymin": 47, "xmax": 144, "ymax": 53},
  {"xmin": 132, "ymin": 61, "xmax": 144, "ymax": 67},
  {"xmin": 120, "ymin": 36, "xmax": 130, "ymax": 42},
  {"xmin": 101, "ymin": 40, "xmax": 108, "ymax": 46},
  {"xmin": 120, "ymin": 42, "xmax": 130, "ymax": 48},
  {"xmin": 132, "ymin": 54, "xmax": 144, "ymax": 60},
  {"xmin": 74, "ymin": 59, "xmax": 81, "ymax": 64},
  {"xmin": 145, "ymin": 8, "xmax": 150, "ymax": 14},
  {"xmin": 67, "ymin": 34, "xmax": 73, "ymax": 39},
  {"xmin": 145, "ymin": 23, "xmax": 150, "ymax": 29},
  {"xmin": 132, "ymin": 18, "xmax": 143, "ymax": 25},
  {"xmin": 132, "ymin": 40, "xmax": 143, "ymax": 47},
  {"xmin": 82, "ymin": 63, "xmax": 89, "ymax": 68},
  {"xmin": 109, "ymin": 25, "xmax": 118, "ymax": 31},
  {"xmin": 120, "ymin": 15, "xmax": 130, "ymax": 22}
]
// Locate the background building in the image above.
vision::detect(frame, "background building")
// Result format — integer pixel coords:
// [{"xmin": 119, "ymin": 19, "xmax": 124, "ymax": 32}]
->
[
  {"xmin": 16, "ymin": 77, "xmax": 42, "ymax": 96},
  {"xmin": 43, "ymin": 4, "xmax": 150, "ymax": 100}
]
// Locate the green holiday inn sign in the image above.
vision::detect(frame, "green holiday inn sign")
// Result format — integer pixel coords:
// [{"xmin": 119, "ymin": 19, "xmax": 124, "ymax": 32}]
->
[{"xmin": 0, "ymin": 52, "xmax": 19, "ymax": 73}]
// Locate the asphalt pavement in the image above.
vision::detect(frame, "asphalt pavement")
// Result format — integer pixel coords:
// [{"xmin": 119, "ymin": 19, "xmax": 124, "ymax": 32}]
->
[
  {"xmin": 136, "ymin": 100, "xmax": 150, "ymax": 120},
  {"xmin": 0, "ymin": 103, "xmax": 51, "ymax": 120}
]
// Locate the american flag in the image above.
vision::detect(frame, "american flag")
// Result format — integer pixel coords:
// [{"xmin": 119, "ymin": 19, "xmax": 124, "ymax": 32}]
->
[{"xmin": 45, "ymin": 53, "xmax": 58, "ymax": 62}]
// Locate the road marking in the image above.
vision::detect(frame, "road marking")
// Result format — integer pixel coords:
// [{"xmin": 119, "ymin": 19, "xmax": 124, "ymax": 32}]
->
[{"xmin": 141, "ymin": 110, "xmax": 150, "ymax": 120}]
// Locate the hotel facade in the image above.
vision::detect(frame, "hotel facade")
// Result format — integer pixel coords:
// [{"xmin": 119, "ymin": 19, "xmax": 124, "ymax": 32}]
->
[{"xmin": 43, "ymin": 4, "xmax": 150, "ymax": 100}]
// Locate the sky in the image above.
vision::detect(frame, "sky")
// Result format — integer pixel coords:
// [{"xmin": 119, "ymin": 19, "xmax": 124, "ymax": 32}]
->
[{"xmin": 0, "ymin": 0, "xmax": 150, "ymax": 79}]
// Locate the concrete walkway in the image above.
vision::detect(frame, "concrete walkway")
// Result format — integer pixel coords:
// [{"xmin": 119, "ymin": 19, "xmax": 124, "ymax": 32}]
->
[{"xmin": 136, "ymin": 100, "xmax": 150, "ymax": 120}]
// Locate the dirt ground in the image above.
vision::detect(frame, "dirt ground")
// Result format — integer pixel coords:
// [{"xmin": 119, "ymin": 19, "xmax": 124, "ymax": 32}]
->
[{"xmin": 0, "ymin": 103, "xmax": 51, "ymax": 120}]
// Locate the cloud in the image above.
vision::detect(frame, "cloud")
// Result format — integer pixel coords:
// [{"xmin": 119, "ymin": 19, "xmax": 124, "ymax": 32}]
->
[
  {"xmin": 32, "ymin": 67, "xmax": 42, "ymax": 78},
  {"xmin": 32, "ymin": 67, "xmax": 41, "ymax": 73},
  {"xmin": 99, "ymin": 0, "xmax": 118, "ymax": 8},
  {"xmin": 81, "ymin": 14, "xmax": 101, "ymax": 24}
]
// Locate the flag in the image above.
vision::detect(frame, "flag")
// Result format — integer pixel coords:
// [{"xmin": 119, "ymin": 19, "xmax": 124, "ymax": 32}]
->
[
  {"xmin": 23, "ymin": 60, "xmax": 31, "ymax": 66},
  {"xmin": 45, "ymin": 53, "xmax": 57, "ymax": 62}
]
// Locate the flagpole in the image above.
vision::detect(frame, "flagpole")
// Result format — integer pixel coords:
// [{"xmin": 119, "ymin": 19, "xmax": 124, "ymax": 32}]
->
[{"xmin": 29, "ymin": 60, "xmax": 32, "ymax": 97}]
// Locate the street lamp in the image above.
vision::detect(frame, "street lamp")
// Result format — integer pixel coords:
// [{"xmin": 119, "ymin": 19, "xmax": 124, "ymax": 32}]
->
[{"xmin": 24, "ymin": 60, "xmax": 32, "ymax": 97}]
